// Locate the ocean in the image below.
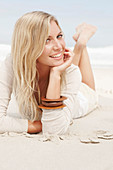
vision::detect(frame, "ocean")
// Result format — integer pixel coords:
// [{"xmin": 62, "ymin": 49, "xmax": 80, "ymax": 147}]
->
[{"xmin": 0, "ymin": 44, "xmax": 113, "ymax": 68}]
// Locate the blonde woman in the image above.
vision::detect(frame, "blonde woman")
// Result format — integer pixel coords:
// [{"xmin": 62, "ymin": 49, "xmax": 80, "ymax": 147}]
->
[{"xmin": 0, "ymin": 11, "xmax": 98, "ymax": 134}]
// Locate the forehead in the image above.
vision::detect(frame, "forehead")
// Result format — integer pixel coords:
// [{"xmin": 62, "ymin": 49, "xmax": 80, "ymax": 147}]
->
[{"xmin": 49, "ymin": 21, "xmax": 61, "ymax": 36}]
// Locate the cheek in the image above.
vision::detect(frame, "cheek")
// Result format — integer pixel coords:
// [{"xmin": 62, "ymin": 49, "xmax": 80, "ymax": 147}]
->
[
  {"xmin": 37, "ymin": 47, "xmax": 52, "ymax": 63},
  {"xmin": 61, "ymin": 39, "xmax": 66, "ymax": 49},
  {"xmin": 41, "ymin": 45, "xmax": 52, "ymax": 57}
]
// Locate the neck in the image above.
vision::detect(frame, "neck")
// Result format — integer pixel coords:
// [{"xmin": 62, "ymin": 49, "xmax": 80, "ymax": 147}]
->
[
  {"xmin": 36, "ymin": 63, "xmax": 50, "ymax": 98},
  {"xmin": 36, "ymin": 62, "xmax": 50, "ymax": 82}
]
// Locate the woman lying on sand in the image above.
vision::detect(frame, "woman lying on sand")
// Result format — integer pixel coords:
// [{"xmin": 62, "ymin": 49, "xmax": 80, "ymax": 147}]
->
[{"xmin": 0, "ymin": 11, "xmax": 98, "ymax": 134}]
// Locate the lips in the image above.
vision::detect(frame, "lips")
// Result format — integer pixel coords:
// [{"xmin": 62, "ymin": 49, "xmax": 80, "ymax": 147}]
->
[
  {"xmin": 49, "ymin": 53, "xmax": 62, "ymax": 58},
  {"xmin": 49, "ymin": 50, "xmax": 64, "ymax": 61}
]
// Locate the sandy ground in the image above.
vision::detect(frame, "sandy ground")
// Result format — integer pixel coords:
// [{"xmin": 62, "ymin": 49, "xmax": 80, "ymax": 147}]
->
[{"xmin": 0, "ymin": 67, "xmax": 113, "ymax": 170}]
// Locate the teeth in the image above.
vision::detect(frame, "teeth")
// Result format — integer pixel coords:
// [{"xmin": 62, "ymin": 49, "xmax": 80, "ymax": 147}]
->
[{"xmin": 51, "ymin": 53, "xmax": 61, "ymax": 58}]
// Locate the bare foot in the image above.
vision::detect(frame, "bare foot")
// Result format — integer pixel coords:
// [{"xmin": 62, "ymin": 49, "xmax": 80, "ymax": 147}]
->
[{"xmin": 73, "ymin": 23, "xmax": 97, "ymax": 46}]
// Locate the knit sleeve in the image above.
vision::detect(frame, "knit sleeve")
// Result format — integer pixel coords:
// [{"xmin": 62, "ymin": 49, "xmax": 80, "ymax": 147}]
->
[
  {"xmin": 0, "ymin": 54, "xmax": 28, "ymax": 133},
  {"xmin": 41, "ymin": 64, "xmax": 88, "ymax": 135}
]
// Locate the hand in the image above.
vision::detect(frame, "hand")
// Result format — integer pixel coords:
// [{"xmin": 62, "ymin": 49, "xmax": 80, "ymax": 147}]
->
[
  {"xmin": 51, "ymin": 48, "xmax": 74, "ymax": 75},
  {"xmin": 28, "ymin": 120, "xmax": 42, "ymax": 134},
  {"xmin": 73, "ymin": 23, "xmax": 97, "ymax": 46}
]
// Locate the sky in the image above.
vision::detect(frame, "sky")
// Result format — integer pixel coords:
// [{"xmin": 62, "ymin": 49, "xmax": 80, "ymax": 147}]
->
[{"xmin": 0, "ymin": 0, "xmax": 113, "ymax": 47}]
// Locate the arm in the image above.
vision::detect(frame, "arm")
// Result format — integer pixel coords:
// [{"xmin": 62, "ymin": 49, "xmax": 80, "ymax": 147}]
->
[
  {"xmin": 46, "ymin": 48, "xmax": 74, "ymax": 99},
  {"xmin": 46, "ymin": 70, "xmax": 61, "ymax": 99},
  {"xmin": 41, "ymin": 65, "xmax": 82, "ymax": 135},
  {"xmin": 41, "ymin": 48, "xmax": 83, "ymax": 135},
  {"xmin": 0, "ymin": 54, "xmax": 28, "ymax": 133}
]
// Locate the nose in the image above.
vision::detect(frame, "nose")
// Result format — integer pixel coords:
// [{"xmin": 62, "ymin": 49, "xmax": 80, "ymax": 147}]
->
[{"xmin": 53, "ymin": 39, "xmax": 62, "ymax": 51}]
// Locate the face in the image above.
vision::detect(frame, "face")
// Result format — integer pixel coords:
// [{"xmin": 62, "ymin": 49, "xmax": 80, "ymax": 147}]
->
[{"xmin": 37, "ymin": 21, "xmax": 66, "ymax": 67}]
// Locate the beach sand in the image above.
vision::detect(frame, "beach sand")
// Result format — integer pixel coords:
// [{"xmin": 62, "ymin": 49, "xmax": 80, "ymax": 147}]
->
[{"xmin": 0, "ymin": 66, "xmax": 113, "ymax": 170}]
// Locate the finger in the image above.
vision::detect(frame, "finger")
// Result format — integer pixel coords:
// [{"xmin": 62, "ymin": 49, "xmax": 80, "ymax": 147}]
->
[
  {"xmin": 64, "ymin": 51, "xmax": 73, "ymax": 56},
  {"xmin": 64, "ymin": 47, "xmax": 74, "ymax": 53},
  {"xmin": 62, "ymin": 56, "xmax": 72, "ymax": 68},
  {"xmin": 64, "ymin": 48, "xmax": 74, "ymax": 61},
  {"xmin": 64, "ymin": 47, "xmax": 71, "ymax": 52},
  {"xmin": 64, "ymin": 50, "xmax": 73, "ymax": 56},
  {"xmin": 64, "ymin": 51, "xmax": 74, "ymax": 61}
]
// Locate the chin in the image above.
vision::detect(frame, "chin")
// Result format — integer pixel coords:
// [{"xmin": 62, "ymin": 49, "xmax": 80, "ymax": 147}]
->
[
  {"xmin": 54, "ymin": 63, "xmax": 63, "ymax": 67},
  {"xmin": 54, "ymin": 60, "xmax": 64, "ymax": 66}
]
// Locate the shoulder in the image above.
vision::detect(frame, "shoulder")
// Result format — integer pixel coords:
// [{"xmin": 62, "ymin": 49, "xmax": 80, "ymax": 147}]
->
[
  {"xmin": 0, "ymin": 53, "xmax": 12, "ymax": 69},
  {"xmin": 0, "ymin": 53, "xmax": 13, "ymax": 82},
  {"xmin": 4, "ymin": 53, "xmax": 12, "ymax": 65},
  {"xmin": 0, "ymin": 53, "xmax": 12, "ymax": 67}
]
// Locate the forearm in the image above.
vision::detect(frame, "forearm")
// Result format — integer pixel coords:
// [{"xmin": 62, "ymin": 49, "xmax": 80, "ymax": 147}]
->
[
  {"xmin": 42, "ymin": 108, "xmax": 70, "ymax": 135},
  {"xmin": 46, "ymin": 69, "xmax": 61, "ymax": 99},
  {"xmin": 41, "ymin": 65, "xmax": 82, "ymax": 135},
  {"xmin": 0, "ymin": 115, "xmax": 28, "ymax": 133}
]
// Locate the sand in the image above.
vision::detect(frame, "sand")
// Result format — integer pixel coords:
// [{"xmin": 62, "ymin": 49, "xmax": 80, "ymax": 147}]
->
[{"xmin": 0, "ymin": 67, "xmax": 113, "ymax": 170}]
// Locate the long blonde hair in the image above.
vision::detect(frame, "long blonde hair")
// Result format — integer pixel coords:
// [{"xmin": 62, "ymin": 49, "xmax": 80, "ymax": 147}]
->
[{"xmin": 11, "ymin": 11, "xmax": 60, "ymax": 121}]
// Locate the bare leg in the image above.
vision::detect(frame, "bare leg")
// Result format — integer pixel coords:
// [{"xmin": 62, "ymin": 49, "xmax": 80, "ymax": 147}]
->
[
  {"xmin": 79, "ymin": 47, "xmax": 95, "ymax": 90},
  {"xmin": 72, "ymin": 22, "xmax": 97, "ymax": 90},
  {"xmin": 73, "ymin": 44, "xmax": 95, "ymax": 90}
]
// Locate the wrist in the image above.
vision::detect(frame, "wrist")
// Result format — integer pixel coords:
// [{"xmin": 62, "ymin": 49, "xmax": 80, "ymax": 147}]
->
[
  {"xmin": 38, "ymin": 96, "xmax": 67, "ymax": 109},
  {"xmin": 50, "ymin": 67, "xmax": 62, "ymax": 76},
  {"xmin": 50, "ymin": 68, "xmax": 61, "ymax": 79},
  {"xmin": 46, "ymin": 69, "xmax": 61, "ymax": 99}
]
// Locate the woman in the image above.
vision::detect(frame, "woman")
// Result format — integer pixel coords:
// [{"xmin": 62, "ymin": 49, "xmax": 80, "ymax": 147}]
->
[{"xmin": 0, "ymin": 11, "xmax": 98, "ymax": 134}]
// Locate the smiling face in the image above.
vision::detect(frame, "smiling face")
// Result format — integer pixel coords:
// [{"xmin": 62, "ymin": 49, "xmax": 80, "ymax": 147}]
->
[{"xmin": 37, "ymin": 20, "xmax": 66, "ymax": 67}]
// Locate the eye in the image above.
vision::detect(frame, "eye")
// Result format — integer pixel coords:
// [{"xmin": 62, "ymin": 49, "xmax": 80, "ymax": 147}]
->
[
  {"xmin": 46, "ymin": 38, "xmax": 51, "ymax": 43},
  {"xmin": 57, "ymin": 34, "xmax": 63, "ymax": 39}
]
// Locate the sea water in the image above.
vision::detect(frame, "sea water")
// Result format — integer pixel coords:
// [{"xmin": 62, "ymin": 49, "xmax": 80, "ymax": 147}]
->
[{"xmin": 0, "ymin": 44, "xmax": 113, "ymax": 68}]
